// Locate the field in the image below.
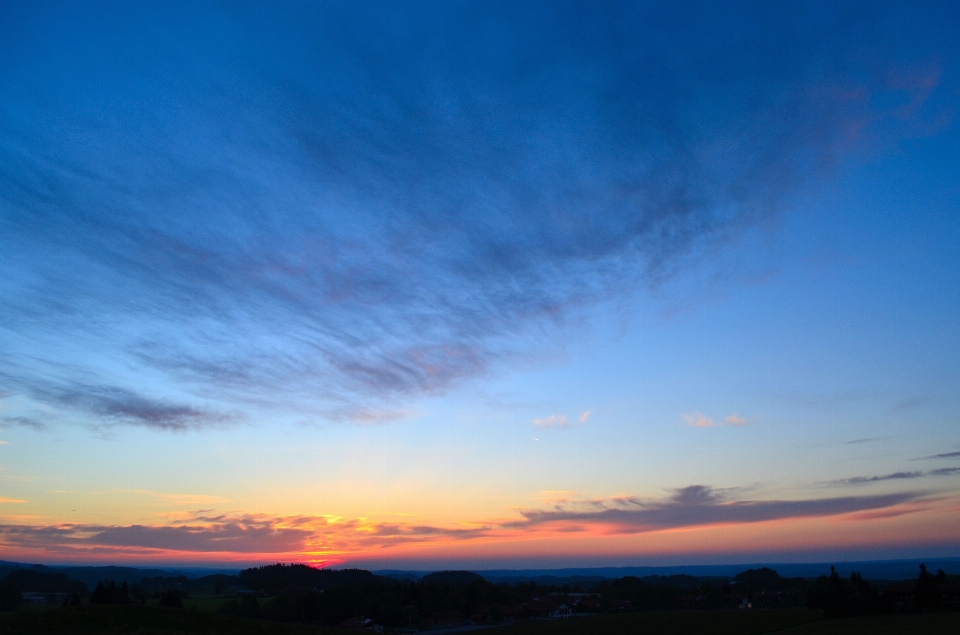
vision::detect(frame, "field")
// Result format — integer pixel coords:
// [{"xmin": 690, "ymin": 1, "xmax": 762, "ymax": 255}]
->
[
  {"xmin": 3, "ymin": 605, "xmax": 960, "ymax": 635},
  {"xmin": 503, "ymin": 610, "xmax": 960, "ymax": 635},
  {"xmin": 0, "ymin": 604, "xmax": 337, "ymax": 635},
  {"xmin": 502, "ymin": 609, "xmax": 822, "ymax": 635}
]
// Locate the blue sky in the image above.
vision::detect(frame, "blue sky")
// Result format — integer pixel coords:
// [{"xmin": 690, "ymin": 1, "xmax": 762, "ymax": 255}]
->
[{"xmin": 1, "ymin": 1, "xmax": 959, "ymax": 566}]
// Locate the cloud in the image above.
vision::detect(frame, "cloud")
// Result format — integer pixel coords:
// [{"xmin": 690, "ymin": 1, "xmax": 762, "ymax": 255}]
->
[
  {"xmin": 684, "ymin": 413, "xmax": 716, "ymax": 428},
  {"xmin": 510, "ymin": 485, "xmax": 927, "ymax": 533},
  {"xmin": 824, "ymin": 471, "xmax": 924, "ymax": 486},
  {"xmin": 0, "ymin": 483, "xmax": 939, "ymax": 557},
  {"xmin": 725, "ymin": 414, "xmax": 748, "ymax": 426},
  {"xmin": 0, "ymin": 512, "xmax": 491, "ymax": 557},
  {"xmin": 684, "ymin": 413, "xmax": 752, "ymax": 428},
  {"xmin": 823, "ymin": 466, "xmax": 960, "ymax": 486},
  {"xmin": 918, "ymin": 451, "xmax": 960, "ymax": 460},
  {"xmin": 533, "ymin": 411, "xmax": 589, "ymax": 429},
  {"xmin": 2, "ymin": 373, "xmax": 233, "ymax": 432},
  {"xmin": 534, "ymin": 414, "xmax": 570, "ymax": 429},
  {"xmin": 1, "ymin": 3, "xmax": 955, "ymax": 427},
  {"xmin": 0, "ymin": 515, "xmax": 312, "ymax": 554},
  {"xmin": 844, "ymin": 436, "xmax": 896, "ymax": 445},
  {"xmin": 0, "ymin": 498, "xmax": 26, "ymax": 504},
  {"xmin": 0, "ymin": 416, "xmax": 49, "ymax": 431},
  {"xmin": 890, "ymin": 397, "xmax": 928, "ymax": 414}
]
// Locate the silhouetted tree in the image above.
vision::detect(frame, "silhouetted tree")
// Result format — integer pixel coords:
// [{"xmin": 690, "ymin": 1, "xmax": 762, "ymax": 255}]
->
[
  {"xmin": 807, "ymin": 566, "xmax": 850, "ymax": 617},
  {"xmin": 89, "ymin": 580, "xmax": 130, "ymax": 604},
  {"xmin": 159, "ymin": 589, "xmax": 183, "ymax": 608},
  {"xmin": 218, "ymin": 594, "xmax": 261, "ymax": 618},
  {"xmin": 0, "ymin": 579, "xmax": 22, "ymax": 612},
  {"xmin": 915, "ymin": 564, "xmax": 940, "ymax": 611},
  {"xmin": 130, "ymin": 584, "xmax": 147, "ymax": 604},
  {"xmin": 62, "ymin": 590, "xmax": 83, "ymax": 606},
  {"xmin": 4, "ymin": 569, "xmax": 81, "ymax": 594}
]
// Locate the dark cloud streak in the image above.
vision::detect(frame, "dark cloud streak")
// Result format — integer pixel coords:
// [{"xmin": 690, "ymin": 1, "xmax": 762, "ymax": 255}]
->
[
  {"xmin": 824, "ymin": 472, "xmax": 924, "ymax": 486},
  {"xmin": 0, "ymin": 370, "xmax": 231, "ymax": 432},
  {"xmin": 921, "ymin": 451, "xmax": 960, "ymax": 460},
  {"xmin": 511, "ymin": 485, "xmax": 926, "ymax": 533}
]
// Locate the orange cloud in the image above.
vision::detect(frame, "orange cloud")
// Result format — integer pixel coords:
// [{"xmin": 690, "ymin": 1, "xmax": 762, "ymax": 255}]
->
[
  {"xmin": 2, "ymin": 485, "xmax": 952, "ymax": 566},
  {"xmin": 683, "ymin": 412, "xmax": 753, "ymax": 427}
]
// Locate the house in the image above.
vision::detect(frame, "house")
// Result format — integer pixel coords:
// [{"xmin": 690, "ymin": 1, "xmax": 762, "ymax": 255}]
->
[
  {"xmin": 573, "ymin": 596, "xmax": 601, "ymax": 611},
  {"xmin": 524, "ymin": 598, "xmax": 571, "ymax": 618},
  {"xmin": 883, "ymin": 582, "xmax": 915, "ymax": 611},
  {"xmin": 551, "ymin": 592, "xmax": 602, "ymax": 612},
  {"xmin": 338, "ymin": 617, "xmax": 382, "ymax": 632},
  {"xmin": 469, "ymin": 605, "xmax": 490, "ymax": 623},
  {"xmin": 941, "ymin": 583, "xmax": 960, "ymax": 609},
  {"xmin": 498, "ymin": 605, "xmax": 530, "ymax": 622},
  {"xmin": 22, "ymin": 592, "xmax": 67, "ymax": 604},
  {"xmin": 419, "ymin": 611, "xmax": 463, "ymax": 628},
  {"xmin": 237, "ymin": 589, "xmax": 268, "ymax": 598},
  {"xmin": 550, "ymin": 603, "xmax": 572, "ymax": 619},
  {"xmin": 677, "ymin": 594, "xmax": 703, "ymax": 609},
  {"xmin": 751, "ymin": 591, "xmax": 782, "ymax": 609}
]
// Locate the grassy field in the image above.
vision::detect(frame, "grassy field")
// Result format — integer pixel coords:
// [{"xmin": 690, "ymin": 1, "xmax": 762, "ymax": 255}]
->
[
  {"xmin": 501, "ymin": 610, "xmax": 960, "ymax": 635},
  {"xmin": 3, "ymin": 606, "xmax": 959, "ymax": 635},
  {"xmin": 780, "ymin": 612, "xmax": 960, "ymax": 635},
  {"xmin": 0, "ymin": 604, "xmax": 338, "ymax": 635},
  {"xmin": 501, "ymin": 609, "xmax": 822, "ymax": 635}
]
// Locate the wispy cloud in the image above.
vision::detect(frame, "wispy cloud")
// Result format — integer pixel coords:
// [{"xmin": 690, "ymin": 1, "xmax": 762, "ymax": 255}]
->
[
  {"xmin": 1, "ymin": 373, "xmax": 233, "ymax": 432},
  {"xmin": 534, "ymin": 411, "xmax": 590, "ymax": 430},
  {"xmin": 824, "ymin": 471, "xmax": 924, "ymax": 486},
  {"xmin": 890, "ymin": 397, "xmax": 928, "ymax": 414},
  {"xmin": 823, "ymin": 468, "xmax": 960, "ymax": 486},
  {"xmin": 844, "ymin": 436, "xmax": 896, "ymax": 445},
  {"xmin": 533, "ymin": 414, "xmax": 569, "ymax": 429},
  {"xmin": 1, "ymin": 3, "xmax": 954, "ymax": 429},
  {"xmin": 0, "ymin": 416, "xmax": 49, "ymax": 431},
  {"xmin": 684, "ymin": 413, "xmax": 716, "ymax": 428},
  {"xmin": 683, "ymin": 413, "xmax": 752, "ymax": 428},
  {"xmin": 0, "ymin": 515, "xmax": 311, "ymax": 554},
  {"xmin": 917, "ymin": 451, "xmax": 960, "ymax": 460},
  {"xmin": 510, "ymin": 486, "xmax": 928, "ymax": 533}
]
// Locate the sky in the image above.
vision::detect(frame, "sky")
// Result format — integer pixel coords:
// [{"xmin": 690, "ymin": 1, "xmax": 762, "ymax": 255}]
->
[{"xmin": 1, "ymin": 0, "xmax": 960, "ymax": 569}]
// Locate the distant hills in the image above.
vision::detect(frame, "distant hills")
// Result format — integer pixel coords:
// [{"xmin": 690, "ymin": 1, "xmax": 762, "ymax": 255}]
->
[
  {"xmin": 0, "ymin": 561, "xmax": 236, "ymax": 589},
  {"xmin": 418, "ymin": 570, "xmax": 485, "ymax": 584},
  {"xmin": 378, "ymin": 559, "xmax": 960, "ymax": 584},
  {"xmin": 3, "ymin": 558, "xmax": 959, "ymax": 586}
]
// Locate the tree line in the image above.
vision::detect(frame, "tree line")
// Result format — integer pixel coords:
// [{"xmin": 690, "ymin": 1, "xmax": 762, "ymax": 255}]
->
[
  {"xmin": 2, "ymin": 561, "xmax": 957, "ymax": 623},
  {"xmin": 806, "ymin": 563, "xmax": 958, "ymax": 617}
]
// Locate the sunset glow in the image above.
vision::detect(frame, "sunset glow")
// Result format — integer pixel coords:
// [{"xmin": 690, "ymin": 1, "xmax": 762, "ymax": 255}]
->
[{"xmin": 2, "ymin": 1, "xmax": 960, "ymax": 572}]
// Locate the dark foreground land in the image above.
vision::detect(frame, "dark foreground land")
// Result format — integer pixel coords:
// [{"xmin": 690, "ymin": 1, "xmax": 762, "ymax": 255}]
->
[
  {"xmin": 502, "ymin": 610, "xmax": 960, "ymax": 635},
  {"xmin": 3, "ymin": 606, "xmax": 960, "ymax": 635}
]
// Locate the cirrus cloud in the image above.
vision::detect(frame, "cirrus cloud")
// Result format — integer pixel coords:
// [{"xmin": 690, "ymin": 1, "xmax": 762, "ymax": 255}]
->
[{"xmin": 1, "ymin": 2, "xmax": 953, "ymax": 429}]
